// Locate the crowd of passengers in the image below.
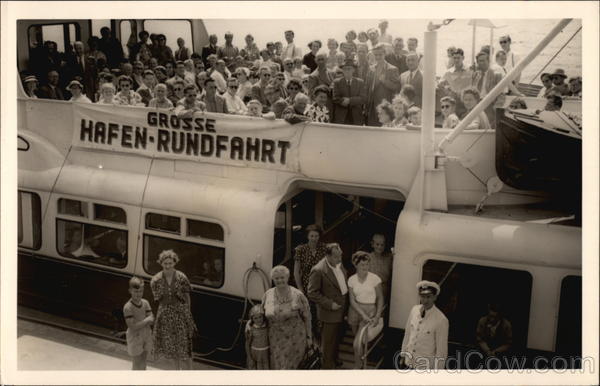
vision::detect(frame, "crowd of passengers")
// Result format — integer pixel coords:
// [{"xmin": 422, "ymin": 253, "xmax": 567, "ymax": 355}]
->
[{"xmin": 21, "ymin": 21, "xmax": 582, "ymax": 130}]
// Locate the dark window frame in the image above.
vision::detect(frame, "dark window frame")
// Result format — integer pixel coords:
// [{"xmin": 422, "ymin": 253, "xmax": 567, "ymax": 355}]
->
[
  {"xmin": 54, "ymin": 217, "xmax": 128, "ymax": 269},
  {"xmin": 145, "ymin": 212, "xmax": 181, "ymax": 234},
  {"xmin": 94, "ymin": 203, "xmax": 127, "ymax": 224},
  {"xmin": 27, "ymin": 22, "xmax": 81, "ymax": 53},
  {"xmin": 17, "ymin": 190, "xmax": 42, "ymax": 251},
  {"xmin": 186, "ymin": 218, "xmax": 225, "ymax": 242},
  {"xmin": 142, "ymin": 232, "xmax": 225, "ymax": 289},
  {"xmin": 57, "ymin": 197, "xmax": 87, "ymax": 217},
  {"xmin": 141, "ymin": 19, "xmax": 194, "ymax": 53}
]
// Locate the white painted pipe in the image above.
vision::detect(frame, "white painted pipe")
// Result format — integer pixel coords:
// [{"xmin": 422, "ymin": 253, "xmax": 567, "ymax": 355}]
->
[
  {"xmin": 438, "ymin": 18, "xmax": 573, "ymax": 152},
  {"xmin": 421, "ymin": 30, "xmax": 438, "ymax": 164}
]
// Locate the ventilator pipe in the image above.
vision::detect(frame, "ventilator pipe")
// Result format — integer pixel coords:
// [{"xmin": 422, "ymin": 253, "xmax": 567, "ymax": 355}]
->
[
  {"xmin": 438, "ymin": 18, "xmax": 572, "ymax": 153},
  {"xmin": 421, "ymin": 29, "xmax": 438, "ymax": 166}
]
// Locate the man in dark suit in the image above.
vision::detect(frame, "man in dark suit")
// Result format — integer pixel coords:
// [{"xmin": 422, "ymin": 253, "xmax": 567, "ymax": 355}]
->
[
  {"xmin": 400, "ymin": 53, "xmax": 423, "ymax": 107},
  {"xmin": 308, "ymin": 243, "xmax": 348, "ymax": 369},
  {"xmin": 332, "ymin": 59, "xmax": 367, "ymax": 125},
  {"xmin": 365, "ymin": 43, "xmax": 401, "ymax": 126},
  {"xmin": 471, "ymin": 51, "xmax": 503, "ymax": 128},
  {"xmin": 201, "ymin": 34, "xmax": 219, "ymax": 68},
  {"xmin": 385, "ymin": 38, "xmax": 408, "ymax": 74},
  {"xmin": 37, "ymin": 70, "xmax": 65, "ymax": 100}
]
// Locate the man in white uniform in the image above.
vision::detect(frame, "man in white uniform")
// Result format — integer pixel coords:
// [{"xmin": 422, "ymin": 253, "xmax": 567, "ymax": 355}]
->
[{"xmin": 400, "ymin": 280, "xmax": 449, "ymax": 369}]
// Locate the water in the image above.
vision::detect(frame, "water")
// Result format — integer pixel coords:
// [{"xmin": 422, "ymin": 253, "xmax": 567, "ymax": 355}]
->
[{"xmin": 201, "ymin": 19, "xmax": 582, "ymax": 85}]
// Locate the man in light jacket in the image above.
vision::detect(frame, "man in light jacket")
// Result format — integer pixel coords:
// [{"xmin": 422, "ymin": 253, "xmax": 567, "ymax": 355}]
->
[{"xmin": 401, "ymin": 280, "xmax": 449, "ymax": 369}]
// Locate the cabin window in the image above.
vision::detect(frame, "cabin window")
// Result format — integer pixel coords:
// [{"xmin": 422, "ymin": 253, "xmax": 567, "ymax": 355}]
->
[
  {"xmin": 187, "ymin": 219, "xmax": 224, "ymax": 241},
  {"xmin": 90, "ymin": 20, "xmax": 113, "ymax": 38},
  {"xmin": 18, "ymin": 191, "xmax": 42, "ymax": 250},
  {"xmin": 422, "ymin": 259, "xmax": 532, "ymax": 350},
  {"xmin": 143, "ymin": 234, "xmax": 225, "ymax": 288},
  {"xmin": 143, "ymin": 20, "xmax": 194, "ymax": 54},
  {"xmin": 146, "ymin": 213, "xmax": 181, "ymax": 234},
  {"xmin": 56, "ymin": 219, "xmax": 127, "ymax": 269},
  {"xmin": 94, "ymin": 203, "xmax": 127, "ymax": 224},
  {"xmin": 27, "ymin": 23, "xmax": 80, "ymax": 53},
  {"xmin": 555, "ymin": 275, "xmax": 582, "ymax": 357},
  {"xmin": 58, "ymin": 198, "xmax": 87, "ymax": 217}
]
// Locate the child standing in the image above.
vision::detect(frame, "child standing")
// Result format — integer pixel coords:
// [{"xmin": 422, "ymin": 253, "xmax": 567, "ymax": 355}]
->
[
  {"xmin": 245, "ymin": 305, "xmax": 270, "ymax": 369},
  {"xmin": 123, "ymin": 277, "xmax": 154, "ymax": 370}
]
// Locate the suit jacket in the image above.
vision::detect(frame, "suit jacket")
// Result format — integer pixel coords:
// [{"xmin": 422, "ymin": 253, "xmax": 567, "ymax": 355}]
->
[
  {"xmin": 38, "ymin": 84, "xmax": 65, "ymax": 100},
  {"xmin": 201, "ymin": 44, "xmax": 218, "ymax": 67},
  {"xmin": 307, "ymin": 258, "xmax": 348, "ymax": 323},
  {"xmin": 307, "ymin": 68, "xmax": 335, "ymax": 95},
  {"xmin": 400, "ymin": 69, "xmax": 423, "ymax": 107},
  {"xmin": 308, "ymin": 68, "xmax": 336, "ymax": 115},
  {"xmin": 202, "ymin": 94, "xmax": 228, "ymax": 114},
  {"xmin": 332, "ymin": 77, "xmax": 366, "ymax": 125},
  {"xmin": 472, "ymin": 68, "xmax": 503, "ymax": 127},
  {"xmin": 365, "ymin": 62, "xmax": 402, "ymax": 126},
  {"xmin": 385, "ymin": 52, "xmax": 408, "ymax": 74},
  {"xmin": 250, "ymin": 82, "xmax": 269, "ymax": 113}
]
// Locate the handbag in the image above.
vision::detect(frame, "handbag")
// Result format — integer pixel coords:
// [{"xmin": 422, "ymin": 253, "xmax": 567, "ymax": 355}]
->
[{"xmin": 298, "ymin": 344, "xmax": 321, "ymax": 370}]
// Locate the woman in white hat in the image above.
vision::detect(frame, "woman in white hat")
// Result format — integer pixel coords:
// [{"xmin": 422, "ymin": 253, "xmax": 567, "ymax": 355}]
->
[
  {"xmin": 23, "ymin": 75, "xmax": 39, "ymax": 98},
  {"xmin": 67, "ymin": 80, "xmax": 92, "ymax": 103}
]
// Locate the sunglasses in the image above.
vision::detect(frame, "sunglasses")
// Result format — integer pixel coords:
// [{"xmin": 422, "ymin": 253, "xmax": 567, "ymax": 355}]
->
[{"xmin": 441, "ymin": 104, "xmax": 452, "ymax": 109}]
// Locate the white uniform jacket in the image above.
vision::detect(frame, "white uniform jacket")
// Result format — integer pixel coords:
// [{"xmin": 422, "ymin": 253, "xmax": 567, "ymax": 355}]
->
[{"xmin": 401, "ymin": 304, "xmax": 449, "ymax": 369}]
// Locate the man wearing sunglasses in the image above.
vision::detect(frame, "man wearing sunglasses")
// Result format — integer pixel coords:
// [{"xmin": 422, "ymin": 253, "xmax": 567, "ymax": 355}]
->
[
  {"xmin": 223, "ymin": 77, "xmax": 247, "ymax": 115},
  {"xmin": 499, "ymin": 35, "xmax": 520, "ymax": 83},
  {"xmin": 251, "ymin": 66, "xmax": 272, "ymax": 112}
]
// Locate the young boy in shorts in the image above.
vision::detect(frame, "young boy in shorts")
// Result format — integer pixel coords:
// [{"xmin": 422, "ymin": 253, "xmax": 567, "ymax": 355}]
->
[{"xmin": 123, "ymin": 277, "xmax": 154, "ymax": 370}]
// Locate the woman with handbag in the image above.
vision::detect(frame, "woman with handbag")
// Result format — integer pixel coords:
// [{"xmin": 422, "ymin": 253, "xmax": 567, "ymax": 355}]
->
[
  {"xmin": 262, "ymin": 265, "xmax": 313, "ymax": 369},
  {"xmin": 347, "ymin": 251, "xmax": 384, "ymax": 369}
]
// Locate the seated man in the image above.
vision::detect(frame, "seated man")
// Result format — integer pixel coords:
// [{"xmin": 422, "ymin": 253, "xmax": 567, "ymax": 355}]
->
[
  {"xmin": 174, "ymin": 85, "xmax": 206, "ymax": 118},
  {"xmin": 282, "ymin": 93, "xmax": 311, "ymax": 124},
  {"xmin": 476, "ymin": 302, "xmax": 513, "ymax": 362}
]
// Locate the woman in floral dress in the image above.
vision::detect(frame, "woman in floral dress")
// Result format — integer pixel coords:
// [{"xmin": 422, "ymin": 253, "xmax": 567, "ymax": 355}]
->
[
  {"xmin": 262, "ymin": 265, "xmax": 312, "ymax": 369},
  {"xmin": 304, "ymin": 85, "xmax": 331, "ymax": 123},
  {"xmin": 150, "ymin": 249, "xmax": 197, "ymax": 370}
]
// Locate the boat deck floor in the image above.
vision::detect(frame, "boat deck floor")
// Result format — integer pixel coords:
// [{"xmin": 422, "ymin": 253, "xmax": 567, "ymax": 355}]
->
[{"xmin": 445, "ymin": 202, "xmax": 581, "ymax": 227}]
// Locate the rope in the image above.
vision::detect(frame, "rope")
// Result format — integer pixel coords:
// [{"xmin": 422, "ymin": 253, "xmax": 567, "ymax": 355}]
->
[
  {"xmin": 194, "ymin": 263, "xmax": 270, "ymax": 357},
  {"xmin": 41, "ymin": 145, "xmax": 73, "ymax": 224},
  {"xmin": 528, "ymin": 26, "xmax": 582, "ymax": 84}
]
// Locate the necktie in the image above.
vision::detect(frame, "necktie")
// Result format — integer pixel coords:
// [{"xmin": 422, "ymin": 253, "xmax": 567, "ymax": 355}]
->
[
  {"xmin": 409, "ymin": 71, "xmax": 414, "ymax": 83},
  {"xmin": 420, "ymin": 307, "xmax": 426, "ymax": 318}
]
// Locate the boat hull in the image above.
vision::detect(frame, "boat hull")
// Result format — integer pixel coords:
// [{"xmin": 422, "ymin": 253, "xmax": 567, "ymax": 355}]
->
[{"xmin": 495, "ymin": 108, "xmax": 581, "ymax": 202}]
